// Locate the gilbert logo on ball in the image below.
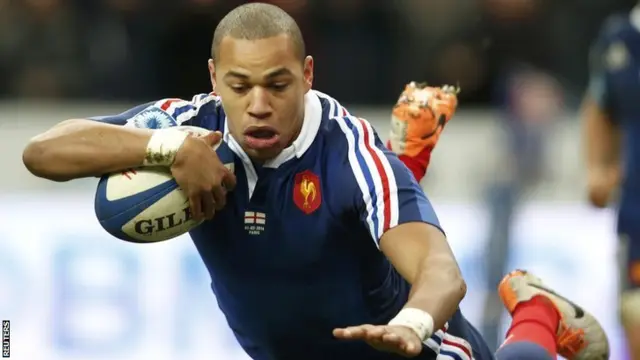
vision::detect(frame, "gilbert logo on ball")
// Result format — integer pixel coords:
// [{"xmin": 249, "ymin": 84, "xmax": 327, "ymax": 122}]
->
[{"xmin": 94, "ymin": 125, "xmax": 219, "ymax": 243}]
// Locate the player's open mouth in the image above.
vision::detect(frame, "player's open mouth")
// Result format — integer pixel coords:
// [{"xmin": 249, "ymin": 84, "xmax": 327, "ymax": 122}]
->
[{"xmin": 243, "ymin": 126, "xmax": 280, "ymax": 149}]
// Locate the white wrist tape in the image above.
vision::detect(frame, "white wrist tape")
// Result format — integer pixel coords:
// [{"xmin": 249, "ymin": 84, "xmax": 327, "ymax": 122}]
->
[
  {"xmin": 143, "ymin": 129, "xmax": 190, "ymax": 166},
  {"xmin": 388, "ymin": 308, "xmax": 435, "ymax": 341}
]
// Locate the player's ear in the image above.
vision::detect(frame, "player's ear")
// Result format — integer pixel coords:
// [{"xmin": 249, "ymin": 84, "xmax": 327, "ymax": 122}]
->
[
  {"xmin": 208, "ymin": 59, "xmax": 217, "ymax": 91},
  {"xmin": 303, "ymin": 56, "xmax": 314, "ymax": 91}
]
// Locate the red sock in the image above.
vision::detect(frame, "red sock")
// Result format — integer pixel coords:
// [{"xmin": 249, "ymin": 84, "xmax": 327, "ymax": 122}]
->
[
  {"xmin": 387, "ymin": 141, "xmax": 432, "ymax": 181},
  {"xmin": 398, "ymin": 154, "xmax": 428, "ymax": 181},
  {"xmin": 502, "ymin": 295, "xmax": 560, "ymax": 357}
]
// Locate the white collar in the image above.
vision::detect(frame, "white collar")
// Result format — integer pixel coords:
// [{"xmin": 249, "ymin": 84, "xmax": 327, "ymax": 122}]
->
[
  {"xmin": 631, "ymin": 5, "xmax": 640, "ymax": 32},
  {"xmin": 223, "ymin": 90, "xmax": 323, "ymax": 169}
]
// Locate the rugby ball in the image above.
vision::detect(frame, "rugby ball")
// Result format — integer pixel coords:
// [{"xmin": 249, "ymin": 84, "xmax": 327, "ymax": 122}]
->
[{"xmin": 95, "ymin": 126, "xmax": 214, "ymax": 243}]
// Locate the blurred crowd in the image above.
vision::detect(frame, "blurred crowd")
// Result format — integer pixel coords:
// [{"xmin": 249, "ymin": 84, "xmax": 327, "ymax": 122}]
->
[{"xmin": 0, "ymin": 0, "xmax": 636, "ymax": 105}]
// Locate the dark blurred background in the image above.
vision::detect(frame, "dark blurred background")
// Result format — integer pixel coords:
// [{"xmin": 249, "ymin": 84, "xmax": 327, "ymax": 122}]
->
[{"xmin": 0, "ymin": 0, "xmax": 636, "ymax": 106}]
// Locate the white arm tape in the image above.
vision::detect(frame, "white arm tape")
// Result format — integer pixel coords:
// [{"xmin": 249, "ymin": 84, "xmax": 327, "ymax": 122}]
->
[
  {"xmin": 143, "ymin": 129, "xmax": 190, "ymax": 167},
  {"xmin": 388, "ymin": 308, "xmax": 435, "ymax": 341}
]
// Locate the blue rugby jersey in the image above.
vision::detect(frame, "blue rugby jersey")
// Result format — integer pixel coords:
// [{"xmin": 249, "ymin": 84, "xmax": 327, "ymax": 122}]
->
[{"xmin": 89, "ymin": 90, "xmax": 479, "ymax": 360}]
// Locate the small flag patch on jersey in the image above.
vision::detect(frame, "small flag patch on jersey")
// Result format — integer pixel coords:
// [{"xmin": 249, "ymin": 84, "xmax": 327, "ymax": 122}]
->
[
  {"xmin": 244, "ymin": 211, "xmax": 266, "ymax": 235},
  {"xmin": 244, "ymin": 211, "xmax": 266, "ymax": 224}
]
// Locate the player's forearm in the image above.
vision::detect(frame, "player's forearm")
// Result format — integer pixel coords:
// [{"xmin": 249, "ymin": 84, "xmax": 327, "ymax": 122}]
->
[
  {"xmin": 582, "ymin": 97, "xmax": 620, "ymax": 171},
  {"xmin": 403, "ymin": 254, "xmax": 466, "ymax": 331},
  {"xmin": 381, "ymin": 223, "xmax": 465, "ymax": 333},
  {"xmin": 23, "ymin": 119, "xmax": 153, "ymax": 181}
]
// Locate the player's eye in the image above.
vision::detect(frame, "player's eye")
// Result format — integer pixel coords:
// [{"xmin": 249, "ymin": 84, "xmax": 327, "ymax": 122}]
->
[
  {"xmin": 230, "ymin": 84, "xmax": 249, "ymax": 94},
  {"xmin": 269, "ymin": 83, "xmax": 289, "ymax": 92}
]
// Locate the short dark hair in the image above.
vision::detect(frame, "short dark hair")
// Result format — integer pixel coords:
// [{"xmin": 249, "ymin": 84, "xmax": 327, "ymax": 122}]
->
[{"xmin": 211, "ymin": 3, "xmax": 305, "ymax": 62}]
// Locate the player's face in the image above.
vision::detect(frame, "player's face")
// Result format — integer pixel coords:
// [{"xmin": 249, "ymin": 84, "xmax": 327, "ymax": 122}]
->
[{"xmin": 209, "ymin": 34, "xmax": 313, "ymax": 161}]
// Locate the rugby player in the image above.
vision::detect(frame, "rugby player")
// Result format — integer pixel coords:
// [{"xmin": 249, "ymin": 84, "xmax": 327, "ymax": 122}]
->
[
  {"xmin": 24, "ymin": 3, "xmax": 608, "ymax": 359},
  {"xmin": 583, "ymin": 5, "xmax": 640, "ymax": 359}
]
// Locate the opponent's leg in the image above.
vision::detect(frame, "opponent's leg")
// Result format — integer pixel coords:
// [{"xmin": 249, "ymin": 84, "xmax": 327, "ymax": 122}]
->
[
  {"xmin": 496, "ymin": 270, "xmax": 609, "ymax": 360},
  {"xmin": 387, "ymin": 82, "xmax": 458, "ymax": 182},
  {"xmin": 494, "ymin": 295, "xmax": 558, "ymax": 359},
  {"xmin": 618, "ymin": 234, "xmax": 640, "ymax": 360}
]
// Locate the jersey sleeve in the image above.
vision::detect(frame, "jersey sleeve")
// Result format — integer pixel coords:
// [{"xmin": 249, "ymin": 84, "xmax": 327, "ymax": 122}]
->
[
  {"xmin": 335, "ymin": 115, "xmax": 443, "ymax": 248},
  {"xmin": 586, "ymin": 17, "xmax": 622, "ymax": 118},
  {"xmin": 87, "ymin": 93, "xmax": 218, "ymax": 129},
  {"xmin": 587, "ymin": 40, "xmax": 613, "ymax": 115}
]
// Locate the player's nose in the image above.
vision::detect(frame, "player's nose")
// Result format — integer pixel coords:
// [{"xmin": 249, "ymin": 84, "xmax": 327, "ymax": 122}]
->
[{"xmin": 247, "ymin": 87, "xmax": 272, "ymax": 120}]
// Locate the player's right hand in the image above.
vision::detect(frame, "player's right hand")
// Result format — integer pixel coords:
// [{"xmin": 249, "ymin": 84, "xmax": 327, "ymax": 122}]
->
[
  {"xmin": 587, "ymin": 167, "xmax": 620, "ymax": 208},
  {"xmin": 333, "ymin": 324, "xmax": 422, "ymax": 358},
  {"xmin": 171, "ymin": 131, "xmax": 236, "ymax": 221}
]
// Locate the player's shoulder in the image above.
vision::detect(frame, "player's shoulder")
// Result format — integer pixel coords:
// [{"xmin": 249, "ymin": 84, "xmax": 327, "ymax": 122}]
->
[
  {"xmin": 313, "ymin": 95, "xmax": 377, "ymax": 151},
  {"xmin": 601, "ymin": 13, "xmax": 631, "ymax": 34},
  {"xmin": 322, "ymin": 114, "xmax": 379, "ymax": 153},
  {"xmin": 595, "ymin": 13, "xmax": 634, "ymax": 43},
  {"xmin": 312, "ymin": 90, "xmax": 365, "ymax": 156},
  {"xmin": 132, "ymin": 92, "xmax": 224, "ymax": 130},
  {"xmin": 310, "ymin": 89, "xmax": 386, "ymax": 154},
  {"xmin": 588, "ymin": 12, "xmax": 639, "ymax": 74},
  {"xmin": 311, "ymin": 92, "xmax": 395, "ymax": 183}
]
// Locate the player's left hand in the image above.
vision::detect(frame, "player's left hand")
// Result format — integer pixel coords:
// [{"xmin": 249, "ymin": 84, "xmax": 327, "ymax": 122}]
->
[{"xmin": 333, "ymin": 324, "xmax": 423, "ymax": 358}]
